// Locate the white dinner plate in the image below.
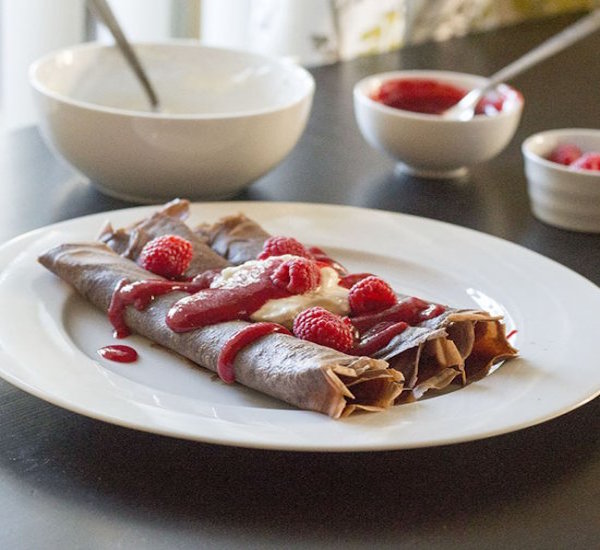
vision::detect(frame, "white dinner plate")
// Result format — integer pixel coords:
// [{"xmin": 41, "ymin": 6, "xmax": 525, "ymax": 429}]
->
[{"xmin": 0, "ymin": 202, "xmax": 598, "ymax": 451}]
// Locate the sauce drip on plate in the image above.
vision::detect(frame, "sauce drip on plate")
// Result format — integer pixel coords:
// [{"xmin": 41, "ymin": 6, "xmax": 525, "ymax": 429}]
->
[{"xmin": 97, "ymin": 344, "xmax": 138, "ymax": 363}]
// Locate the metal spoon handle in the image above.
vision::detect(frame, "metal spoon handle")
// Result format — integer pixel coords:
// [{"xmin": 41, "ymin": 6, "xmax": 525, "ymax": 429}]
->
[
  {"xmin": 445, "ymin": 10, "xmax": 600, "ymax": 119},
  {"xmin": 488, "ymin": 9, "xmax": 600, "ymax": 88},
  {"xmin": 88, "ymin": 0, "xmax": 160, "ymax": 110}
]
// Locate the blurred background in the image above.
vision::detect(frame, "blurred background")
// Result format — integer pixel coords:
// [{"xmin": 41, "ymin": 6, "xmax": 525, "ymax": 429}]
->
[{"xmin": 1, "ymin": 0, "xmax": 597, "ymax": 133}]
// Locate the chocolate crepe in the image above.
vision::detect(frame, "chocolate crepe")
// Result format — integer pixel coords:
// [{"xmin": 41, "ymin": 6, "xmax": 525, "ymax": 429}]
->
[
  {"xmin": 196, "ymin": 213, "xmax": 270, "ymax": 266},
  {"xmin": 39, "ymin": 243, "xmax": 402, "ymax": 418},
  {"xmin": 196, "ymin": 212, "xmax": 518, "ymax": 400},
  {"xmin": 98, "ymin": 198, "xmax": 230, "ymax": 277}
]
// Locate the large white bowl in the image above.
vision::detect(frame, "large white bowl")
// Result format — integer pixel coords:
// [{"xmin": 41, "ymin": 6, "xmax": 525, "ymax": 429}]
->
[
  {"xmin": 30, "ymin": 42, "xmax": 315, "ymax": 202},
  {"xmin": 522, "ymin": 128, "xmax": 600, "ymax": 233},
  {"xmin": 353, "ymin": 70, "xmax": 523, "ymax": 178}
]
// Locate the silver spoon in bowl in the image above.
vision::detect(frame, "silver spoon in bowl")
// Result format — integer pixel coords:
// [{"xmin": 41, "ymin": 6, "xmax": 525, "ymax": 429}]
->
[
  {"xmin": 88, "ymin": 0, "xmax": 160, "ymax": 111},
  {"xmin": 443, "ymin": 9, "xmax": 600, "ymax": 121}
]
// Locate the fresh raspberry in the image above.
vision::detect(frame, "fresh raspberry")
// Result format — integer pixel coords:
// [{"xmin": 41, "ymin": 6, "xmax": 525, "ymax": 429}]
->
[
  {"xmin": 548, "ymin": 144, "xmax": 582, "ymax": 166},
  {"xmin": 270, "ymin": 257, "xmax": 321, "ymax": 294},
  {"xmin": 570, "ymin": 152, "xmax": 600, "ymax": 172},
  {"xmin": 138, "ymin": 235, "xmax": 193, "ymax": 279},
  {"xmin": 292, "ymin": 307, "xmax": 354, "ymax": 353},
  {"xmin": 348, "ymin": 276, "xmax": 397, "ymax": 315},
  {"xmin": 257, "ymin": 236, "xmax": 313, "ymax": 260}
]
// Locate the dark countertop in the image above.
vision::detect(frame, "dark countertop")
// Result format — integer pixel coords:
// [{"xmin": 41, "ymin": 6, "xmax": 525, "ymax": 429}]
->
[{"xmin": 1, "ymin": 13, "xmax": 598, "ymax": 549}]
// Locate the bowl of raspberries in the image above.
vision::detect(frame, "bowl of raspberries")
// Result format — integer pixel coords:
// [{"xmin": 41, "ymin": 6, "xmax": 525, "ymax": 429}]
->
[{"xmin": 522, "ymin": 128, "xmax": 600, "ymax": 233}]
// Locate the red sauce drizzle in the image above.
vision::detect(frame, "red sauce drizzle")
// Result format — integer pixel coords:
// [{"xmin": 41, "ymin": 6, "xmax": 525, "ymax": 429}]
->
[
  {"xmin": 350, "ymin": 297, "xmax": 445, "ymax": 333},
  {"xmin": 370, "ymin": 78, "xmax": 512, "ymax": 116},
  {"xmin": 217, "ymin": 323, "xmax": 291, "ymax": 383},
  {"xmin": 352, "ymin": 322, "xmax": 408, "ymax": 356},
  {"xmin": 97, "ymin": 344, "xmax": 138, "ymax": 363},
  {"xmin": 308, "ymin": 246, "xmax": 348, "ymax": 276},
  {"xmin": 188, "ymin": 268, "xmax": 221, "ymax": 286},
  {"xmin": 166, "ymin": 261, "xmax": 292, "ymax": 332},
  {"xmin": 506, "ymin": 329, "xmax": 518, "ymax": 340},
  {"xmin": 108, "ymin": 278, "xmax": 210, "ymax": 338},
  {"xmin": 419, "ymin": 303, "xmax": 446, "ymax": 322},
  {"xmin": 339, "ymin": 272, "xmax": 374, "ymax": 289}
]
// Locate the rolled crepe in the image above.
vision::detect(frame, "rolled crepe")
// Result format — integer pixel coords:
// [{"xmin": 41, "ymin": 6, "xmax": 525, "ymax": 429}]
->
[
  {"xmin": 101, "ymin": 205, "xmax": 464, "ymax": 397},
  {"xmin": 196, "ymin": 213, "xmax": 517, "ymax": 399},
  {"xmin": 38, "ymin": 242, "xmax": 403, "ymax": 418},
  {"xmin": 98, "ymin": 198, "xmax": 230, "ymax": 276},
  {"xmin": 196, "ymin": 213, "xmax": 270, "ymax": 266}
]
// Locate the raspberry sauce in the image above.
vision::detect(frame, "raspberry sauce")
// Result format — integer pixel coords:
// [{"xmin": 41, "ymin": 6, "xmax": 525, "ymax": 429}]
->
[
  {"xmin": 217, "ymin": 323, "xmax": 291, "ymax": 383},
  {"xmin": 350, "ymin": 297, "xmax": 445, "ymax": 332},
  {"xmin": 108, "ymin": 278, "xmax": 211, "ymax": 338},
  {"xmin": 339, "ymin": 272, "xmax": 374, "ymax": 289},
  {"xmin": 370, "ymin": 78, "xmax": 510, "ymax": 116},
  {"xmin": 353, "ymin": 322, "xmax": 409, "ymax": 356},
  {"xmin": 166, "ymin": 262, "xmax": 294, "ymax": 332},
  {"xmin": 97, "ymin": 344, "xmax": 138, "ymax": 363},
  {"xmin": 308, "ymin": 246, "xmax": 348, "ymax": 276}
]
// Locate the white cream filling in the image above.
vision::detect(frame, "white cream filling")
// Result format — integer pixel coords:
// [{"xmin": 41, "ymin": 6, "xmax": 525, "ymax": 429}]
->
[
  {"xmin": 210, "ymin": 255, "xmax": 350, "ymax": 328},
  {"xmin": 210, "ymin": 255, "xmax": 291, "ymax": 289},
  {"xmin": 251, "ymin": 266, "xmax": 349, "ymax": 327}
]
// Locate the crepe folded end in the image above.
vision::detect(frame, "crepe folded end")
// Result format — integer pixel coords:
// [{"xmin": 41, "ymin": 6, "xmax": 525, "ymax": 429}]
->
[
  {"xmin": 382, "ymin": 327, "xmax": 465, "ymax": 403},
  {"xmin": 38, "ymin": 242, "xmax": 403, "ymax": 418},
  {"xmin": 195, "ymin": 213, "xmax": 270, "ymax": 265},
  {"xmin": 444, "ymin": 312, "xmax": 518, "ymax": 381},
  {"xmin": 434, "ymin": 311, "xmax": 517, "ymax": 382},
  {"xmin": 383, "ymin": 310, "xmax": 517, "ymax": 402},
  {"xmin": 235, "ymin": 340, "xmax": 403, "ymax": 418},
  {"xmin": 322, "ymin": 359, "xmax": 404, "ymax": 418}
]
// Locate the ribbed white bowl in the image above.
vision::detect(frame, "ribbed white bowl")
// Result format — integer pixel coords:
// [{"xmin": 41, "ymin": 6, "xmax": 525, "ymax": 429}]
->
[{"xmin": 522, "ymin": 129, "xmax": 600, "ymax": 233}]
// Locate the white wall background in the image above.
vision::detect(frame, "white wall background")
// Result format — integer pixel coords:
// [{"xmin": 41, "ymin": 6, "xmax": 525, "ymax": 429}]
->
[
  {"xmin": 0, "ymin": 0, "xmax": 191, "ymax": 133},
  {"xmin": 1, "ymin": 0, "xmax": 87, "ymax": 131},
  {"xmin": 1, "ymin": 0, "xmax": 411, "ymax": 133}
]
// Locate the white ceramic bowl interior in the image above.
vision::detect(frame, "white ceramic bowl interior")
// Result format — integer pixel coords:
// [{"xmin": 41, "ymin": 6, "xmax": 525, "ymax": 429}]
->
[
  {"xmin": 522, "ymin": 128, "xmax": 600, "ymax": 233},
  {"xmin": 353, "ymin": 70, "xmax": 524, "ymax": 178},
  {"xmin": 30, "ymin": 41, "xmax": 315, "ymax": 202}
]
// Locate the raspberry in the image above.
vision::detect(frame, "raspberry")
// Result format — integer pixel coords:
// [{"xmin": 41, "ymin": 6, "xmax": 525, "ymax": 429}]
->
[
  {"xmin": 548, "ymin": 144, "xmax": 582, "ymax": 166},
  {"xmin": 270, "ymin": 257, "xmax": 321, "ymax": 294},
  {"xmin": 292, "ymin": 307, "xmax": 354, "ymax": 353},
  {"xmin": 258, "ymin": 236, "xmax": 313, "ymax": 260},
  {"xmin": 570, "ymin": 152, "xmax": 600, "ymax": 172},
  {"xmin": 138, "ymin": 235, "xmax": 193, "ymax": 279},
  {"xmin": 348, "ymin": 276, "xmax": 397, "ymax": 315}
]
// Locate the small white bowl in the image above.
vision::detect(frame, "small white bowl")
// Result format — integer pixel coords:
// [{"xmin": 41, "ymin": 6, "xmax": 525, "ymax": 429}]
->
[
  {"xmin": 522, "ymin": 128, "xmax": 600, "ymax": 233},
  {"xmin": 353, "ymin": 70, "xmax": 523, "ymax": 178},
  {"xmin": 30, "ymin": 41, "xmax": 314, "ymax": 202}
]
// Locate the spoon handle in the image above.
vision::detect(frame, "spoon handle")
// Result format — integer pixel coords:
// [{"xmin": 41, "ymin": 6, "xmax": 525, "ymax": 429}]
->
[
  {"xmin": 488, "ymin": 9, "xmax": 600, "ymax": 88},
  {"xmin": 88, "ymin": 0, "xmax": 160, "ymax": 110}
]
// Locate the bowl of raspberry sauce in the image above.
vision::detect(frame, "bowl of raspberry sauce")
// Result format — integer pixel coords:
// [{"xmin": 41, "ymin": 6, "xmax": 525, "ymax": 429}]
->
[
  {"xmin": 353, "ymin": 70, "xmax": 523, "ymax": 179},
  {"xmin": 522, "ymin": 128, "xmax": 600, "ymax": 233}
]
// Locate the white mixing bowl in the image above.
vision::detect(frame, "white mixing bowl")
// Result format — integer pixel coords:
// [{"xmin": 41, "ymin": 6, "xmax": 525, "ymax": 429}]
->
[{"xmin": 30, "ymin": 41, "xmax": 315, "ymax": 202}]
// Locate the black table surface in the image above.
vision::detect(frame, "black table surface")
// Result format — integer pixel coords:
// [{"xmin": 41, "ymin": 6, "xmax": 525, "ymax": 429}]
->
[{"xmin": 1, "ymin": 13, "xmax": 598, "ymax": 549}]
